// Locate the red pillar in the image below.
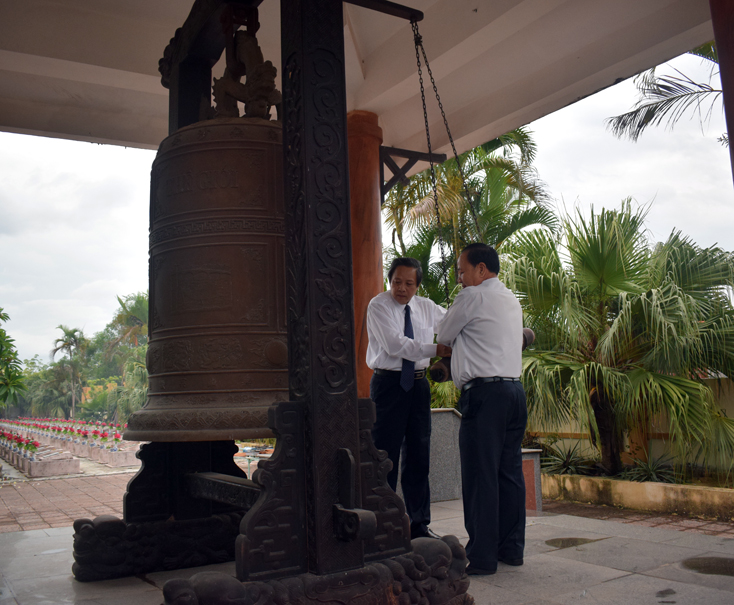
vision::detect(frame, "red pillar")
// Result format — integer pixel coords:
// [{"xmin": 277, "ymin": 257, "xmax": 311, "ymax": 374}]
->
[
  {"xmin": 710, "ymin": 0, "xmax": 734, "ymax": 182},
  {"xmin": 348, "ymin": 110, "xmax": 384, "ymax": 398}
]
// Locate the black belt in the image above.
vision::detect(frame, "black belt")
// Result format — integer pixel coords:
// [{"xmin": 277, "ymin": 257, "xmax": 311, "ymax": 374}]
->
[
  {"xmin": 462, "ymin": 376, "xmax": 520, "ymax": 392},
  {"xmin": 373, "ymin": 368, "xmax": 427, "ymax": 380}
]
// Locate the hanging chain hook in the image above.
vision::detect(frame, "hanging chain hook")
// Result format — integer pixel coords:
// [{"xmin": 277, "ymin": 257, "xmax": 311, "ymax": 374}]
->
[
  {"xmin": 411, "ymin": 21, "xmax": 482, "ymax": 241},
  {"xmin": 412, "ymin": 20, "xmax": 451, "ymax": 305}
]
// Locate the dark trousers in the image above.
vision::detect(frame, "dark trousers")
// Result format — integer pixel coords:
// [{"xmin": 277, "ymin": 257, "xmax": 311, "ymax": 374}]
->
[
  {"xmin": 459, "ymin": 380, "xmax": 527, "ymax": 571},
  {"xmin": 370, "ymin": 372, "xmax": 431, "ymax": 537}
]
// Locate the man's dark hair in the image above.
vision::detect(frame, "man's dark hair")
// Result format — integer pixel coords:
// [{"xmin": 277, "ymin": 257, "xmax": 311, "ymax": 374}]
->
[
  {"xmin": 461, "ymin": 243, "xmax": 500, "ymax": 274},
  {"xmin": 387, "ymin": 257, "xmax": 423, "ymax": 286}
]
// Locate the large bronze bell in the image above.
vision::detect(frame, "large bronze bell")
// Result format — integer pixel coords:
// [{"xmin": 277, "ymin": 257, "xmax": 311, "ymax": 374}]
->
[{"xmin": 124, "ymin": 117, "xmax": 286, "ymax": 442}]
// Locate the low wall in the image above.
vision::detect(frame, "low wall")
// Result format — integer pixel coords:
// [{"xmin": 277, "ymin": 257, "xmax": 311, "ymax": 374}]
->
[
  {"xmin": 395, "ymin": 408, "xmax": 541, "ymax": 511},
  {"xmin": 543, "ymin": 474, "xmax": 734, "ymax": 520},
  {"xmin": 429, "ymin": 409, "xmax": 463, "ymax": 502}
]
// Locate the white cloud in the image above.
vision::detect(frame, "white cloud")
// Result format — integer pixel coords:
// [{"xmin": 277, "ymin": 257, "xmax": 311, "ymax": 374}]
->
[
  {"xmin": 530, "ymin": 53, "xmax": 734, "ymax": 250},
  {"xmin": 0, "ymin": 132, "xmax": 154, "ymax": 361}
]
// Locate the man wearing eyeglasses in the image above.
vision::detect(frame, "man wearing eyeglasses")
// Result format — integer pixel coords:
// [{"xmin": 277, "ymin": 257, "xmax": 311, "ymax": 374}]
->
[{"xmin": 366, "ymin": 257, "xmax": 451, "ymax": 540}]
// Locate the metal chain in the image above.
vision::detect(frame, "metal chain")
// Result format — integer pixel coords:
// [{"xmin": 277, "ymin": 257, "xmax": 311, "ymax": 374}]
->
[
  {"xmin": 411, "ymin": 21, "xmax": 451, "ymax": 304},
  {"xmin": 412, "ymin": 21, "xmax": 482, "ymax": 239}
]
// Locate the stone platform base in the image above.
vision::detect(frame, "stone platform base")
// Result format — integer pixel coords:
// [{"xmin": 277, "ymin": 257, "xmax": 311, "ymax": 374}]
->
[
  {"xmin": 163, "ymin": 536, "xmax": 474, "ymax": 605},
  {"xmin": 72, "ymin": 513, "xmax": 244, "ymax": 582}
]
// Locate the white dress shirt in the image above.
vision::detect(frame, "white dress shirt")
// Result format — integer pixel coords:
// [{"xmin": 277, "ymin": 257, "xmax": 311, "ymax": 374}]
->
[
  {"xmin": 366, "ymin": 291, "xmax": 447, "ymax": 371},
  {"xmin": 437, "ymin": 277, "xmax": 523, "ymax": 389}
]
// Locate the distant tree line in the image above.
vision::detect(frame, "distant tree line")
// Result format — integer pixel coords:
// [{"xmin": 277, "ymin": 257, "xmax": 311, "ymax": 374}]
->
[
  {"xmin": 10, "ymin": 292, "xmax": 148, "ymax": 425},
  {"xmin": 0, "ymin": 308, "xmax": 25, "ymax": 408}
]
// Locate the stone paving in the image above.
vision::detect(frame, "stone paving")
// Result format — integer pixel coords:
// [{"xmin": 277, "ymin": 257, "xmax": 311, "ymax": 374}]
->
[
  {"xmin": 0, "ymin": 459, "xmax": 138, "ymax": 533},
  {"xmin": 3, "ymin": 463, "xmax": 734, "ymax": 536},
  {"xmin": 0, "ymin": 473, "xmax": 130, "ymax": 533},
  {"xmin": 2, "ymin": 471, "xmax": 734, "ymax": 604},
  {"xmin": 0, "ymin": 457, "xmax": 257, "ymax": 534}
]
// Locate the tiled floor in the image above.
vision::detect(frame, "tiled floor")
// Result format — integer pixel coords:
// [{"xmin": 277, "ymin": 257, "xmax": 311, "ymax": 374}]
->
[
  {"xmin": 0, "ymin": 473, "xmax": 132, "ymax": 533},
  {"xmin": 2, "ymin": 500, "xmax": 734, "ymax": 604},
  {"xmin": 2, "ymin": 468, "xmax": 734, "ymax": 604}
]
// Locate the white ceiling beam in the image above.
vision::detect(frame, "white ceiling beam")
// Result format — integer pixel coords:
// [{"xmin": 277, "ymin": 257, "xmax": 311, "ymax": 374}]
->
[
  {"xmin": 0, "ymin": 50, "xmax": 164, "ymax": 95},
  {"xmin": 378, "ymin": 0, "xmax": 713, "ymax": 154}
]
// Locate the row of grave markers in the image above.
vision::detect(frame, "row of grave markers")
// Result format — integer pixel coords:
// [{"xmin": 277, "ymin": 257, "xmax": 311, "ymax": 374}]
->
[{"xmin": 0, "ymin": 422, "xmax": 142, "ymax": 477}]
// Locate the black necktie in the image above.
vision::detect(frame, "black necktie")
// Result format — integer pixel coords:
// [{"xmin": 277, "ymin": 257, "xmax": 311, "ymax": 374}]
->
[{"xmin": 400, "ymin": 305, "xmax": 415, "ymax": 391}]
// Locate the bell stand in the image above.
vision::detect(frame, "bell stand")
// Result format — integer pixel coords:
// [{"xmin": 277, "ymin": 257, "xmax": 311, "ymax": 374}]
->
[{"xmin": 74, "ymin": 1, "xmax": 475, "ymax": 602}]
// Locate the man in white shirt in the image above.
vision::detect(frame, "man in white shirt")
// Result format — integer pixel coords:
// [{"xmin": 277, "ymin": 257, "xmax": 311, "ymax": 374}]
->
[
  {"xmin": 437, "ymin": 243, "xmax": 527, "ymax": 575},
  {"xmin": 366, "ymin": 257, "xmax": 451, "ymax": 540}
]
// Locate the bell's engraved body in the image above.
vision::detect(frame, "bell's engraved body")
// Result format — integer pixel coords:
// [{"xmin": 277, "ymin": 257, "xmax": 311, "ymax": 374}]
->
[{"xmin": 125, "ymin": 117, "xmax": 286, "ymax": 442}]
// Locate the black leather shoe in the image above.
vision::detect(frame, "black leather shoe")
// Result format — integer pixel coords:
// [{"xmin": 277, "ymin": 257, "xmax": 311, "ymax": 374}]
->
[
  {"xmin": 411, "ymin": 527, "xmax": 442, "ymax": 539},
  {"xmin": 499, "ymin": 557, "xmax": 523, "ymax": 566},
  {"xmin": 466, "ymin": 565, "xmax": 496, "ymax": 576}
]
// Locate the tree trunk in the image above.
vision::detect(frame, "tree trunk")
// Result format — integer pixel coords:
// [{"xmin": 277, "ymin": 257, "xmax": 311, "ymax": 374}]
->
[
  {"xmin": 397, "ymin": 229, "xmax": 407, "ymax": 257},
  {"xmin": 591, "ymin": 392, "xmax": 623, "ymax": 475}
]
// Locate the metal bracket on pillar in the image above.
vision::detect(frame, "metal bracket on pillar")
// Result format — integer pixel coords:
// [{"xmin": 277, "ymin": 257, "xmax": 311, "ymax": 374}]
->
[
  {"xmin": 333, "ymin": 448, "xmax": 377, "ymax": 542},
  {"xmin": 380, "ymin": 146, "xmax": 448, "ymax": 205}
]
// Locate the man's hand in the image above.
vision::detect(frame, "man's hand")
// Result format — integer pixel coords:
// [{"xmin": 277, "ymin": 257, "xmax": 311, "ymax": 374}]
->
[{"xmin": 436, "ymin": 344, "xmax": 452, "ymax": 357}]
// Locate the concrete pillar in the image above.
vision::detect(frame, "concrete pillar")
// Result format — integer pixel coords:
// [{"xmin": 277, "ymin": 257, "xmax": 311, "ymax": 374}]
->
[
  {"xmin": 710, "ymin": 0, "xmax": 734, "ymax": 182},
  {"xmin": 347, "ymin": 110, "xmax": 383, "ymax": 398}
]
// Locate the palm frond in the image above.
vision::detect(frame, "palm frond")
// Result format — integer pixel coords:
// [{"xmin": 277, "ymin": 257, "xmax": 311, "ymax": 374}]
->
[
  {"xmin": 492, "ymin": 206, "xmax": 559, "ymax": 249},
  {"xmin": 566, "ymin": 202, "xmax": 650, "ymax": 298},
  {"xmin": 623, "ymin": 370, "xmax": 719, "ymax": 461},
  {"xmin": 651, "ymin": 231, "xmax": 734, "ymax": 297},
  {"xmin": 522, "ymin": 354, "xmax": 573, "ymax": 431},
  {"xmin": 480, "ymin": 126, "xmax": 538, "ymax": 164},
  {"xmin": 687, "ymin": 41, "xmax": 717, "ymax": 64},
  {"xmin": 606, "ymin": 71, "xmax": 722, "ymax": 142},
  {"xmin": 697, "ymin": 411, "xmax": 734, "ymax": 473}
]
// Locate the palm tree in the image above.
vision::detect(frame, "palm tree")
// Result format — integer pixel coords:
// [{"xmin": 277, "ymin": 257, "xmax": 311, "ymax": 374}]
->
[
  {"xmin": 0, "ymin": 308, "xmax": 26, "ymax": 409},
  {"xmin": 404, "ymin": 128, "xmax": 555, "ymax": 247},
  {"xmin": 383, "ymin": 181, "xmax": 418, "ymax": 258},
  {"xmin": 26, "ymin": 361, "xmax": 74, "ymax": 419},
  {"xmin": 504, "ymin": 201, "xmax": 734, "ymax": 475},
  {"xmin": 606, "ymin": 42, "xmax": 726, "ymax": 146},
  {"xmin": 107, "ymin": 345, "xmax": 148, "ymax": 425},
  {"xmin": 384, "ymin": 128, "xmax": 557, "ymax": 305},
  {"xmin": 108, "ymin": 292, "xmax": 149, "ymax": 349},
  {"xmin": 51, "ymin": 325, "xmax": 89, "ymax": 418}
]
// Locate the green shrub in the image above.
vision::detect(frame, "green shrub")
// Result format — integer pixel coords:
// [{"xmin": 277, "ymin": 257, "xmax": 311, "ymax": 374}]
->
[
  {"xmin": 429, "ymin": 378, "xmax": 460, "ymax": 409},
  {"xmin": 619, "ymin": 455, "xmax": 677, "ymax": 483},
  {"xmin": 541, "ymin": 442, "xmax": 597, "ymax": 476}
]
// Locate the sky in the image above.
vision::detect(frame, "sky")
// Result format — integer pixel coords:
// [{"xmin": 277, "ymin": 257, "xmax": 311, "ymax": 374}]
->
[
  {"xmin": 530, "ymin": 54, "xmax": 732, "ymax": 248},
  {"xmin": 0, "ymin": 53, "xmax": 731, "ymax": 363}
]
